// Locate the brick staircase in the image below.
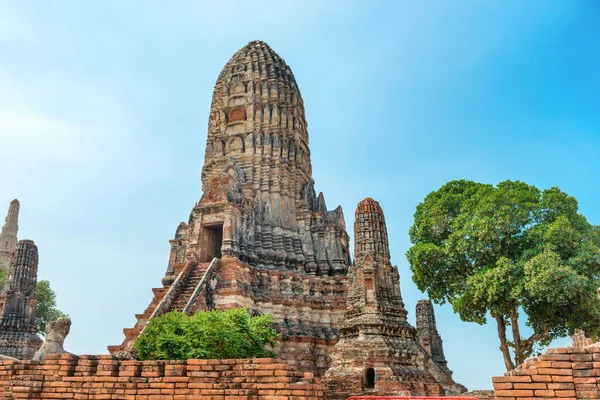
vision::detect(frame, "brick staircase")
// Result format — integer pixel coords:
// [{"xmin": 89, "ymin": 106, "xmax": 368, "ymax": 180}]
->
[{"xmin": 170, "ymin": 261, "xmax": 211, "ymax": 312}]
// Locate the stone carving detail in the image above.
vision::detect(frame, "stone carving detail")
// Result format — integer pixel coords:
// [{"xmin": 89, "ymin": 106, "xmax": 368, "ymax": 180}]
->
[
  {"xmin": 32, "ymin": 317, "xmax": 72, "ymax": 361},
  {"xmin": 0, "ymin": 240, "xmax": 42, "ymax": 359},
  {"xmin": 228, "ymin": 107, "xmax": 246, "ymax": 123},
  {"xmin": 0, "ymin": 200, "xmax": 19, "ymax": 270}
]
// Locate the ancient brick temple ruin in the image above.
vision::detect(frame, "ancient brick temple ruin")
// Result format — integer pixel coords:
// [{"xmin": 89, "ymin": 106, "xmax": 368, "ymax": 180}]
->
[
  {"xmin": 0, "ymin": 200, "xmax": 19, "ymax": 270},
  {"xmin": 324, "ymin": 199, "xmax": 464, "ymax": 397},
  {"xmin": 110, "ymin": 40, "xmax": 464, "ymax": 396},
  {"xmin": 416, "ymin": 299, "xmax": 450, "ymax": 373},
  {"xmin": 0, "ymin": 240, "xmax": 42, "ymax": 359}
]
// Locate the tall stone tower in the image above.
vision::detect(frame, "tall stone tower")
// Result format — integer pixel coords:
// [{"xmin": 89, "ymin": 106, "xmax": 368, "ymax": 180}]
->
[
  {"xmin": 416, "ymin": 299, "xmax": 449, "ymax": 372},
  {"xmin": 0, "ymin": 240, "xmax": 43, "ymax": 359},
  {"xmin": 0, "ymin": 200, "xmax": 19, "ymax": 270},
  {"xmin": 111, "ymin": 41, "xmax": 351, "ymax": 374},
  {"xmin": 162, "ymin": 40, "xmax": 350, "ymax": 278},
  {"xmin": 324, "ymin": 198, "xmax": 464, "ymax": 397}
]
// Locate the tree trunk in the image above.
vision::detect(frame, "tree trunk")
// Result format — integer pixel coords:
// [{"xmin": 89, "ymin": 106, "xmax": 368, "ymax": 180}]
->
[
  {"xmin": 495, "ymin": 314, "xmax": 515, "ymax": 371},
  {"xmin": 510, "ymin": 308, "xmax": 524, "ymax": 366}
]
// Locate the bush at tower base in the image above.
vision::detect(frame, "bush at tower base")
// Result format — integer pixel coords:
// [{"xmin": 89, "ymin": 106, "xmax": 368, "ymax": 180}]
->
[{"xmin": 133, "ymin": 308, "xmax": 279, "ymax": 361}]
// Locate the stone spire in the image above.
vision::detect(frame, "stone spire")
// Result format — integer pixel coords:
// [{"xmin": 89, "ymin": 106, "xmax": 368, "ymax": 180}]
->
[
  {"xmin": 164, "ymin": 40, "xmax": 350, "ymax": 277},
  {"xmin": 0, "ymin": 240, "xmax": 42, "ymax": 359},
  {"xmin": 325, "ymin": 198, "xmax": 464, "ymax": 397},
  {"xmin": 0, "ymin": 199, "xmax": 19, "ymax": 270},
  {"xmin": 354, "ymin": 198, "xmax": 390, "ymax": 264},
  {"xmin": 416, "ymin": 300, "xmax": 450, "ymax": 372},
  {"xmin": 346, "ymin": 198, "xmax": 407, "ymax": 322}
]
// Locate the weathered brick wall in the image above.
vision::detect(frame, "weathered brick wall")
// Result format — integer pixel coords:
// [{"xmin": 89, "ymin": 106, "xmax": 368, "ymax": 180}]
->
[
  {"xmin": 0, "ymin": 354, "xmax": 323, "ymax": 399},
  {"xmin": 493, "ymin": 346, "xmax": 600, "ymax": 399}
]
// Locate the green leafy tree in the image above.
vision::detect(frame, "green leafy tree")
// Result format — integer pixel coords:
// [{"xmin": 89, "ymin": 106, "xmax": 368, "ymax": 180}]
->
[
  {"xmin": 134, "ymin": 308, "xmax": 280, "ymax": 361},
  {"xmin": 35, "ymin": 280, "xmax": 67, "ymax": 334},
  {"xmin": 0, "ymin": 269, "xmax": 66, "ymax": 335},
  {"xmin": 407, "ymin": 180, "xmax": 600, "ymax": 371}
]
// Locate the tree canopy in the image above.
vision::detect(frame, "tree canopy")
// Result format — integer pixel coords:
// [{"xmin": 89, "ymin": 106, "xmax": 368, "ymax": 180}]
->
[
  {"xmin": 407, "ymin": 179, "xmax": 600, "ymax": 370},
  {"xmin": 0, "ymin": 268, "xmax": 65, "ymax": 335},
  {"xmin": 35, "ymin": 280, "xmax": 67, "ymax": 334},
  {"xmin": 133, "ymin": 308, "xmax": 279, "ymax": 361}
]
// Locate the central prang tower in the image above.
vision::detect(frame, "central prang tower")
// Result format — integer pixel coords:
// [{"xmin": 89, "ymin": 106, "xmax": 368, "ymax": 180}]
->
[
  {"xmin": 111, "ymin": 41, "xmax": 351, "ymax": 374},
  {"xmin": 165, "ymin": 40, "xmax": 350, "ymax": 277}
]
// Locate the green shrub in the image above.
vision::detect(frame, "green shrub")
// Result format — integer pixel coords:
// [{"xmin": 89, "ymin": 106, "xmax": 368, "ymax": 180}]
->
[{"xmin": 133, "ymin": 308, "xmax": 279, "ymax": 361}]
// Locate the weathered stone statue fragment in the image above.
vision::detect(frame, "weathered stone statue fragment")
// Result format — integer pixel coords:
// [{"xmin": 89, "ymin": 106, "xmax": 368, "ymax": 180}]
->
[{"xmin": 32, "ymin": 317, "xmax": 72, "ymax": 361}]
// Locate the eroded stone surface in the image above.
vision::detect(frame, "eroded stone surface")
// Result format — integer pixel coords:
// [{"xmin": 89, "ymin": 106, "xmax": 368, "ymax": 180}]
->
[
  {"xmin": 416, "ymin": 299, "xmax": 449, "ymax": 372},
  {"xmin": 32, "ymin": 317, "xmax": 72, "ymax": 361},
  {"xmin": 0, "ymin": 200, "xmax": 19, "ymax": 271},
  {"xmin": 0, "ymin": 240, "xmax": 42, "ymax": 359}
]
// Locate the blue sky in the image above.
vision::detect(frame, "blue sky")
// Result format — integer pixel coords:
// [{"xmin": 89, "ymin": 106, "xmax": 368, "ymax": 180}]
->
[{"xmin": 1, "ymin": 0, "xmax": 599, "ymax": 390}]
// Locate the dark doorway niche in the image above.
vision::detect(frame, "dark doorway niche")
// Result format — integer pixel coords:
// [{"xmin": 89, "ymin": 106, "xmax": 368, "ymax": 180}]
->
[
  {"xmin": 203, "ymin": 224, "xmax": 223, "ymax": 261},
  {"xmin": 364, "ymin": 367, "xmax": 375, "ymax": 389}
]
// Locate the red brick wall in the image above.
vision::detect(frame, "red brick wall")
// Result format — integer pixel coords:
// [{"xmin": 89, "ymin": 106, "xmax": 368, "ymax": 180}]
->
[
  {"xmin": 0, "ymin": 355, "xmax": 324, "ymax": 399},
  {"xmin": 493, "ymin": 346, "xmax": 600, "ymax": 399}
]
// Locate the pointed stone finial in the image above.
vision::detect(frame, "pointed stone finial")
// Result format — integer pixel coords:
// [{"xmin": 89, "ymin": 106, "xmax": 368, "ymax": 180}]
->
[{"xmin": 0, "ymin": 199, "xmax": 19, "ymax": 269}]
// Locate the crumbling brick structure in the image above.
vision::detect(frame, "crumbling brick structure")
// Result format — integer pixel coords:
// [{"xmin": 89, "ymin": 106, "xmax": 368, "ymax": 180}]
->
[
  {"xmin": 0, "ymin": 240, "xmax": 42, "ymax": 359},
  {"xmin": 109, "ymin": 40, "xmax": 464, "ymax": 395},
  {"xmin": 493, "ymin": 346, "xmax": 600, "ymax": 399},
  {"xmin": 0, "ymin": 354, "xmax": 322, "ymax": 399},
  {"xmin": 323, "ymin": 199, "xmax": 464, "ymax": 398},
  {"xmin": 416, "ymin": 300, "xmax": 449, "ymax": 373}
]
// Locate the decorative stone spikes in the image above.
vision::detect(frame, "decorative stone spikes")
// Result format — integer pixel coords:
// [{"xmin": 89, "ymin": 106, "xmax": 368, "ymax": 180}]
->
[
  {"xmin": 0, "ymin": 240, "xmax": 42, "ymax": 359},
  {"xmin": 0, "ymin": 199, "xmax": 19, "ymax": 270},
  {"xmin": 416, "ymin": 300, "xmax": 449, "ymax": 371},
  {"xmin": 354, "ymin": 198, "xmax": 390, "ymax": 264}
]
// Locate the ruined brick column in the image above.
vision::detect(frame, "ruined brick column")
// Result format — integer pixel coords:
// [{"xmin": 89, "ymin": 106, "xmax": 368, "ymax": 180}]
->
[
  {"xmin": 570, "ymin": 329, "xmax": 593, "ymax": 348},
  {"xmin": 324, "ymin": 198, "xmax": 465, "ymax": 398},
  {"xmin": 0, "ymin": 200, "xmax": 19, "ymax": 270},
  {"xmin": 416, "ymin": 299, "xmax": 450, "ymax": 372},
  {"xmin": 0, "ymin": 240, "xmax": 42, "ymax": 359}
]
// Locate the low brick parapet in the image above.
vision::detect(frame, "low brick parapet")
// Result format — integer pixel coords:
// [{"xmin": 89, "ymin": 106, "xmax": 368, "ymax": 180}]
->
[
  {"xmin": 0, "ymin": 354, "xmax": 323, "ymax": 399},
  {"xmin": 493, "ymin": 345, "xmax": 600, "ymax": 399}
]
